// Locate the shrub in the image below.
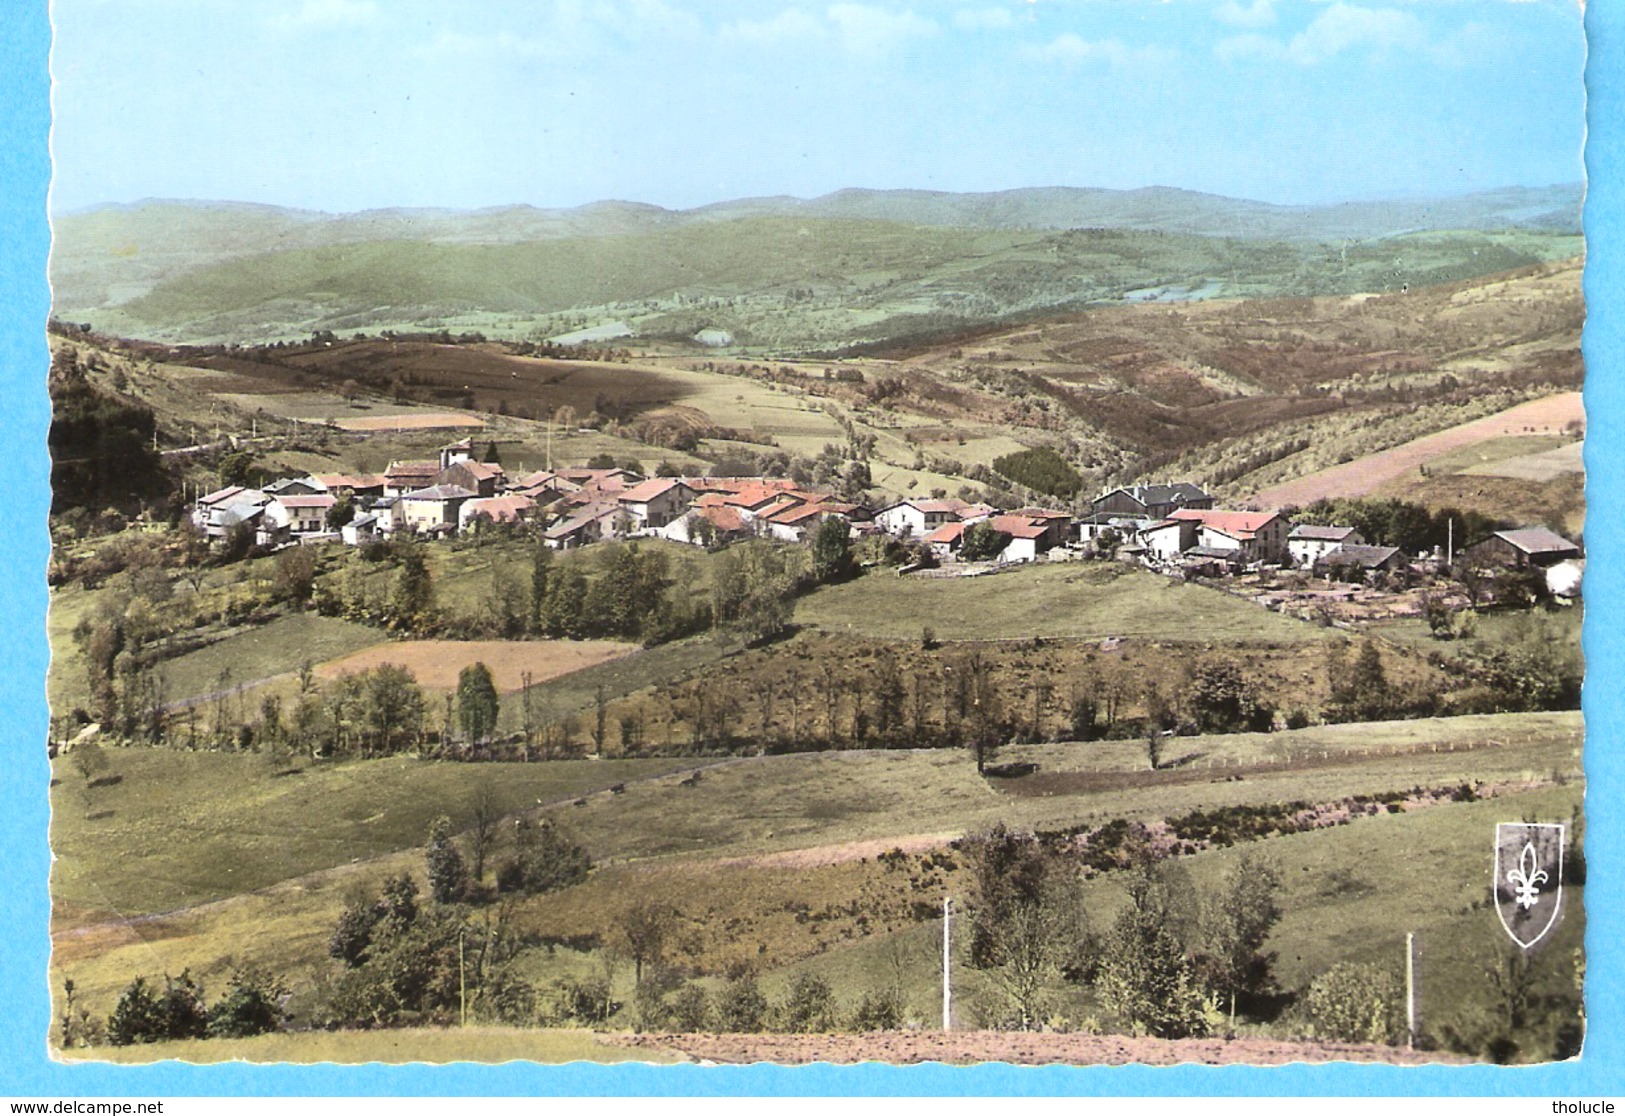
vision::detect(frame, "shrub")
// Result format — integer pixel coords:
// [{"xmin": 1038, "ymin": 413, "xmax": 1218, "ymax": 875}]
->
[
  {"xmin": 1301, "ymin": 962, "xmax": 1404, "ymax": 1045},
  {"xmin": 208, "ymin": 968, "xmax": 286, "ymax": 1038},
  {"xmin": 776, "ymin": 973, "xmax": 839, "ymax": 1034},
  {"xmin": 714, "ymin": 975, "xmax": 769, "ymax": 1033},
  {"xmin": 849, "ymin": 987, "xmax": 907, "ymax": 1031}
]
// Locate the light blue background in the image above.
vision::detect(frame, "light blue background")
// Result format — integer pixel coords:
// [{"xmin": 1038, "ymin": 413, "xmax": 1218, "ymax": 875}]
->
[{"xmin": 2, "ymin": 0, "xmax": 1617, "ymax": 1096}]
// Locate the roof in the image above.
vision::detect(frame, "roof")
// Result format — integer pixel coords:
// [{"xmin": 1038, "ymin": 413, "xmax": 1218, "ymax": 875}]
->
[
  {"xmin": 619, "ymin": 477, "xmax": 693, "ymax": 504},
  {"xmin": 1169, "ymin": 508, "xmax": 1283, "ymax": 539},
  {"xmin": 1097, "ymin": 482, "xmax": 1210, "ymax": 507},
  {"xmin": 274, "ymin": 494, "xmax": 337, "ymax": 510},
  {"xmin": 924, "ymin": 522, "xmax": 966, "ymax": 545},
  {"xmin": 464, "ymin": 494, "xmax": 535, "ymax": 522},
  {"xmin": 401, "ymin": 484, "xmax": 477, "ymax": 502},
  {"xmin": 545, "ymin": 502, "xmax": 621, "ymax": 539},
  {"xmin": 347, "ymin": 513, "xmax": 379, "ymax": 528},
  {"xmin": 763, "ymin": 503, "xmax": 834, "ymax": 526},
  {"xmin": 1320, "ymin": 544, "xmax": 1403, "ymax": 569},
  {"xmin": 198, "ymin": 485, "xmax": 249, "ymax": 506},
  {"xmin": 698, "ymin": 505, "xmax": 749, "ymax": 533},
  {"xmin": 1290, "ymin": 524, "xmax": 1358, "ymax": 542},
  {"xmin": 988, "ymin": 515, "xmax": 1049, "ymax": 540},
  {"xmin": 1009, "ymin": 507, "xmax": 1070, "ymax": 522},
  {"xmin": 447, "ymin": 460, "xmax": 506, "ymax": 482},
  {"xmin": 1186, "ymin": 546, "xmax": 1242, "ymax": 560},
  {"xmin": 1494, "ymin": 527, "xmax": 1580, "ymax": 555}
]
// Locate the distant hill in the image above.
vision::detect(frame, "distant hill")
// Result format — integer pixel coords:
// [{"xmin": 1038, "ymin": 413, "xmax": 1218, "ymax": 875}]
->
[{"xmin": 50, "ymin": 184, "xmax": 1583, "ymax": 346}]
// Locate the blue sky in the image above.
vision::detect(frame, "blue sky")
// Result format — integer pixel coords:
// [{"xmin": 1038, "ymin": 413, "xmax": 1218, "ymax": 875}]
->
[{"xmin": 49, "ymin": 0, "xmax": 1585, "ymax": 214}]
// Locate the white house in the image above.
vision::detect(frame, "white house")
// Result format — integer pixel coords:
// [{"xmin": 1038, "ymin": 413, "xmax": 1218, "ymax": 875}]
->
[{"xmin": 1287, "ymin": 524, "xmax": 1364, "ymax": 569}]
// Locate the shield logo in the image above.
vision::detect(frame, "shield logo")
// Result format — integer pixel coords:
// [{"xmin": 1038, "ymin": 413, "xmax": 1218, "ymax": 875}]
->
[{"xmin": 1494, "ymin": 822, "xmax": 1565, "ymax": 949}]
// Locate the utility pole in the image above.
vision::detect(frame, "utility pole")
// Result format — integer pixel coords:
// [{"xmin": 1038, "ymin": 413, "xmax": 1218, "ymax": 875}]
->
[
  {"xmin": 1447, "ymin": 519, "xmax": 1454, "ymax": 567},
  {"xmin": 942, "ymin": 896, "xmax": 952, "ymax": 1031},
  {"xmin": 460, "ymin": 928, "xmax": 468, "ymax": 1028},
  {"xmin": 1406, "ymin": 932, "xmax": 1416, "ymax": 1050}
]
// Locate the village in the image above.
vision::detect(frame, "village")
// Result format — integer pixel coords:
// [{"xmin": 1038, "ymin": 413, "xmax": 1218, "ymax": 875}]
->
[{"xmin": 189, "ymin": 436, "xmax": 1586, "ymax": 619}]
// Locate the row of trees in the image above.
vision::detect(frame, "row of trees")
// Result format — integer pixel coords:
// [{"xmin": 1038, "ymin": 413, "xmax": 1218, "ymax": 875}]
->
[
  {"xmin": 962, "ymin": 823, "xmax": 1281, "ymax": 1035},
  {"xmin": 76, "ymin": 968, "xmax": 285, "ymax": 1048}
]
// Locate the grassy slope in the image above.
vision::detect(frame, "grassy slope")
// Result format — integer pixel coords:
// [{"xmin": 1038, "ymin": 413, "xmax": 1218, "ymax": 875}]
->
[
  {"xmin": 51, "ymin": 751, "xmax": 699, "ymax": 922},
  {"xmin": 796, "ymin": 563, "xmax": 1328, "ymax": 643},
  {"xmin": 50, "ymin": 711, "xmax": 1581, "ymax": 1043}
]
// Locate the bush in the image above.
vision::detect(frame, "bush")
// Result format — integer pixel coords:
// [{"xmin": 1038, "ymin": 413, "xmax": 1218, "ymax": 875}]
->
[
  {"xmin": 849, "ymin": 987, "xmax": 907, "ymax": 1031},
  {"xmin": 1301, "ymin": 962, "xmax": 1404, "ymax": 1045},
  {"xmin": 107, "ymin": 972, "xmax": 208, "ymax": 1046},
  {"xmin": 667, "ymin": 982, "xmax": 714, "ymax": 1033},
  {"xmin": 208, "ymin": 968, "xmax": 286, "ymax": 1038},
  {"xmin": 776, "ymin": 973, "xmax": 839, "ymax": 1034},
  {"xmin": 543, "ymin": 976, "xmax": 614, "ymax": 1027},
  {"xmin": 714, "ymin": 975, "xmax": 769, "ymax": 1032},
  {"xmin": 496, "ymin": 820, "xmax": 591, "ymax": 895}
]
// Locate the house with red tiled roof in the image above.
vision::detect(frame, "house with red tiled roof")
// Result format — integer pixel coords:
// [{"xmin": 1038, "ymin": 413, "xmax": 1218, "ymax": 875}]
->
[
  {"xmin": 987, "ymin": 514, "xmax": 1056, "ymax": 563},
  {"xmin": 460, "ymin": 493, "xmax": 537, "ymax": 532},
  {"xmin": 1167, "ymin": 508, "xmax": 1289, "ymax": 563}
]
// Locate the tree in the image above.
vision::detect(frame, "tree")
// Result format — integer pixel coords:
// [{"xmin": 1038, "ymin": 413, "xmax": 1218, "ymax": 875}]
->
[
  {"xmin": 106, "ymin": 977, "xmax": 166, "ymax": 1046},
  {"xmin": 468, "ymin": 784, "xmax": 501, "ymax": 883},
  {"xmin": 963, "ymin": 823, "xmax": 1085, "ymax": 1029},
  {"xmin": 326, "ymin": 494, "xmax": 356, "ymax": 531},
  {"xmin": 360, "ymin": 664, "xmax": 425, "ymax": 756},
  {"xmin": 528, "ymin": 540, "xmax": 552, "ymax": 636},
  {"xmin": 810, "ymin": 517, "xmax": 857, "ymax": 583},
  {"xmin": 425, "ymin": 815, "xmax": 468, "ymax": 905},
  {"xmin": 714, "ymin": 975, "xmax": 769, "ymax": 1032},
  {"xmin": 1188, "ymin": 660, "xmax": 1273, "ymax": 734},
  {"xmin": 389, "ymin": 544, "xmax": 435, "ymax": 633},
  {"xmin": 1328, "ymin": 641, "xmax": 1391, "ymax": 722},
  {"xmin": 496, "ymin": 819, "xmax": 591, "ymax": 895},
  {"xmin": 1096, "ymin": 861, "xmax": 1212, "ymax": 1038},
  {"xmin": 1196, "ymin": 853, "xmax": 1282, "ymax": 1022},
  {"xmin": 960, "ymin": 521, "xmax": 1011, "ymax": 562},
  {"xmin": 272, "ymin": 546, "xmax": 317, "ymax": 609},
  {"xmin": 457, "ymin": 662, "xmax": 500, "ymax": 746},
  {"xmin": 612, "ymin": 900, "xmax": 679, "ymax": 988},
  {"xmin": 776, "ymin": 973, "xmax": 839, "ymax": 1033}
]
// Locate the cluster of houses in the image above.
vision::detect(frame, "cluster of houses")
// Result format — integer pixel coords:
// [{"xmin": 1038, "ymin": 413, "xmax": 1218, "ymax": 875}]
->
[{"xmin": 191, "ymin": 453, "xmax": 1582, "ymax": 593}]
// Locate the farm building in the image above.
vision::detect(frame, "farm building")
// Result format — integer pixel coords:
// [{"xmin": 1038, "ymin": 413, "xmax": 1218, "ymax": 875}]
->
[
  {"xmin": 1314, "ymin": 543, "xmax": 1407, "ymax": 580},
  {"xmin": 1287, "ymin": 524, "xmax": 1364, "ymax": 568},
  {"xmin": 1463, "ymin": 527, "xmax": 1582, "ymax": 569},
  {"xmin": 1091, "ymin": 482, "xmax": 1213, "ymax": 520},
  {"xmin": 1547, "ymin": 559, "xmax": 1584, "ymax": 599},
  {"xmin": 341, "ymin": 512, "xmax": 381, "ymax": 546}
]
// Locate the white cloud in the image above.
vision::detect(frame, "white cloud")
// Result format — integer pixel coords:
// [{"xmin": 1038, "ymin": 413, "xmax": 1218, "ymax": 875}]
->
[
  {"xmin": 1020, "ymin": 33, "xmax": 1174, "ymax": 68},
  {"xmin": 826, "ymin": 4, "xmax": 939, "ymax": 57},
  {"xmin": 1215, "ymin": 2, "xmax": 1427, "ymax": 64},
  {"xmin": 721, "ymin": 8, "xmax": 827, "ymax": 46},
  {"xmin": 268, "ymin": 0, "xmax": 378, "ymax": 31},
  {"xmin": 1214, "ymin": 0, "xmax": 1277, "ymax": 28},
  {"xmin": 953, "ymin": 7, "xmax": 1015, "ymax": 31}
]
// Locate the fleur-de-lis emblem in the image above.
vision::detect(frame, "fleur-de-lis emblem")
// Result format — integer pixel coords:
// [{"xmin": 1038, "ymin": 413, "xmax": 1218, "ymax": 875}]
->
[
  {"xmin": 1506, "ymin": 841, "xmax": 1550, "ymax": 909},
  {"xmin": 1495, "ymin": 822, "xmax": 1565, "ymax": 949}
]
